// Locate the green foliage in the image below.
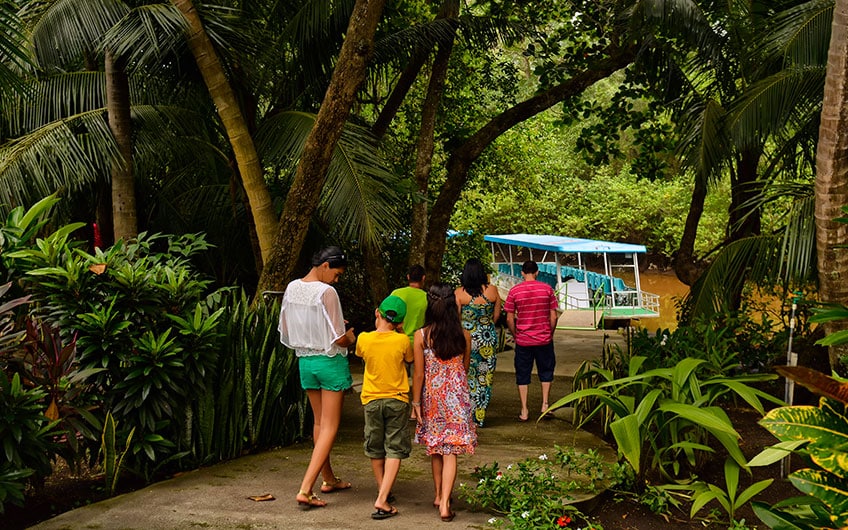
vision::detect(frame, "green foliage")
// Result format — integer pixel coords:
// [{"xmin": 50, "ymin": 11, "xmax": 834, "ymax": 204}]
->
[
  {"xmin": 461, "ymin": 446, "xmax": 608, "ymax": 529},
  {"xmin": 561, "ymin": 321, "xmax": 782, "ymax": 489},
  {"xmin": 0, "ymin": 463, "xmax": 31, "ymax": 514},
  {"xmin": 196, "ymin": 290, "xmax": 307, "ymax": 461},
  {"xmin": 441, "ymin": 230, "xmax": 490, "ymax": 286},
  {"xmin": 0, "ymin": 372, "xmax": 61, "ymax": 487},
  {"xmin": 9, "ymin": 228, "xmax": 221, "ymax": 480},
  {"xmin": 750, "ymin": 396, "xmax": 848, "ymax": 529},
  {"xmin": 690, "ymin": 458, "xmax": 773, "ymax": 525},
  {"xmin": 100, "ymin": 411, "xmax": 134, "ymax": 497}
]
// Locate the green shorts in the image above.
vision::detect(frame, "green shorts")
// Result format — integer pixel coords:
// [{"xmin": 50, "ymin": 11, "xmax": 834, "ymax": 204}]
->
[
  {"xmin": 363, "ymin": 398, "xmax": 411, "ymax": 459},
  {"xmin": 298, "ymin": 354, "xmax": 352, "ymax": 392}
]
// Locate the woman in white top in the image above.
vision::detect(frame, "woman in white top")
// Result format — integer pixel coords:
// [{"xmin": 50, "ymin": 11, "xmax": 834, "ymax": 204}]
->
[{"xmin": 279, "ymin": 246, "xmax": 356, "ymax": 509}]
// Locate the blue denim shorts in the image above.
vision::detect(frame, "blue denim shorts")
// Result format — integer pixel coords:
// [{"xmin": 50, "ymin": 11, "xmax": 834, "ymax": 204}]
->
[{"xmin": 298, "ymin": 354, "xmax": 353, "ymax": 391}]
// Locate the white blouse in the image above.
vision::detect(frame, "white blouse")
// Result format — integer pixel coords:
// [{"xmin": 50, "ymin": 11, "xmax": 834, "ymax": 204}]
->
[{"xmin": 278, "ymin": 279, "xmax": 347, "ymax": 357}]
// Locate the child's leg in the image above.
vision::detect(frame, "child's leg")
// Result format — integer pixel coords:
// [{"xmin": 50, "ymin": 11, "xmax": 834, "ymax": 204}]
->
[
  {"xmin": 439, "ymin": 454, "xmax": 458, "ymax": 518},
  {"xmin": 371, "ymin": 458, "xmax": 386, "ymax": 490},
  {"xmin": 375, "ymin": 457, "xmax": 401, "ymax": 510},
  {"xmin": 431, "ymin": 454, "xmax": 444, "ymax": 507}
]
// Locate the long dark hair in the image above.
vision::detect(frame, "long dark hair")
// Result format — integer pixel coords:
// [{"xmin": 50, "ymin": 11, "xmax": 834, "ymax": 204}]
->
[
  {"xmin": 460, "ymin": 258, "xmax": 488, "ymax": 298},
  {"xmin": 424, "ymin": 283, "xmax": 466, "ymax": 360}
]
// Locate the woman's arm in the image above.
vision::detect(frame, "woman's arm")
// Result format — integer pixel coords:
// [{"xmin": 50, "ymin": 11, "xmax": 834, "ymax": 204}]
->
[
  {"xmin": 488, "ymin": 284, "xmax": 502, "ymax": 323},
  {"xmin": 412, "ymin": 330, "xmax": 425, "ymax": 421}
]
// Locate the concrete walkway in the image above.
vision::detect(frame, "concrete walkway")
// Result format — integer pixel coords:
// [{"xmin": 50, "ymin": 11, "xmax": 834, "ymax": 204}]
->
[{"xmin": 32, "ymin": 330, "xmax": 620, "ymax": 530}]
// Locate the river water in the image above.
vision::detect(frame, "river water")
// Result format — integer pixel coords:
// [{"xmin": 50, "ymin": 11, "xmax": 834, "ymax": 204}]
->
[{"xmin": 631, "ymin": 270, "xmax": 689, "ymax": 332}]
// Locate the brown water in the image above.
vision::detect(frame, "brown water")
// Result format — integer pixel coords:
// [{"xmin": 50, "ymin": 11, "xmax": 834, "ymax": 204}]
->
[{"xmin": 637, "ymin": 271, "xmax": 689, "ymax": 331}]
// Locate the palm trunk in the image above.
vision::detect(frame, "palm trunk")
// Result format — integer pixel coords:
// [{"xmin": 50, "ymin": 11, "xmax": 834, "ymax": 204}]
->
[
  {"xmin": 172, "ymin": 0, "xmax": 277, "ymax": 267},
  {"xmin": 409, "ymin": 1, "xmax": 458, "ymax": 268},
  {"xmin": 257, "ymin": 0, "xmax": 387, "ymax": 292},
  {"xmin": 815, "ymin": 0, "xmax": 848, "ymax": 375},
  {"xmin": 105, "ymin": 51, "xmax": 137, "ymax": 242}
]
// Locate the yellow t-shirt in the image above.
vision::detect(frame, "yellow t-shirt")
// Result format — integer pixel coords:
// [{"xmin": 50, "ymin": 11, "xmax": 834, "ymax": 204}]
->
[{"xmin": 355, "ymin": 330, "xmax": 413, "ymax": 405}]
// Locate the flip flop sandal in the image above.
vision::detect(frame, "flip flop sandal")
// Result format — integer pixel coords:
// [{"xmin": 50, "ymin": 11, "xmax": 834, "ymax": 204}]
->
[
  {"xmin": 320, "ymin": 476, "xmax": 352, "ymax": 493},
  {"xmin": 371, "ymin": 506, "xmax": 399, "ymax": 520}
]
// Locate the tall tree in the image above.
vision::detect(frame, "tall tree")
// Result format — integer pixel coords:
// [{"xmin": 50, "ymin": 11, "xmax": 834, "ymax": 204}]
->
[
  {"xmin": 171, "ymin": 0, "xmax": 277, "ymax": 266},
  {"xmin": 815, "ymin": 0, "xmax": 848, "ymax": 373},
  {"xmin": 257, "ymin": 0, "xmax": 388, "ymax": 292}
]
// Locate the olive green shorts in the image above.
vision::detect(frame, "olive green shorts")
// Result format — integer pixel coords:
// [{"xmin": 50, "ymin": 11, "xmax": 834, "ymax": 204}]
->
[{"xmin": 363, "ymin": 398, "xmax": 411, "ymax": 459}]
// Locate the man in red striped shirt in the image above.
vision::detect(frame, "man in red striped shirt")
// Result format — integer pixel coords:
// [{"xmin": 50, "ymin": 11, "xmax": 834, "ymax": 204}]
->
[{"xmin": 504, "ymin": 261, "xmax": 558, "ymax": 422}]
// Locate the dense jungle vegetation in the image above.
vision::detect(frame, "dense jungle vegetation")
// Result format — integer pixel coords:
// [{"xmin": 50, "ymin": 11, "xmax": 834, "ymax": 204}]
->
[{"xmin": 4, "ymin": 0, "xmax": 848, "ymax": 528}]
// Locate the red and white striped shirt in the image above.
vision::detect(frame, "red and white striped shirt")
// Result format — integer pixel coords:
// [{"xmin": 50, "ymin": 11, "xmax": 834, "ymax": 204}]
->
[{"xmin": 504, "ymin": 280, "xmax": 557, "ymax": 346}]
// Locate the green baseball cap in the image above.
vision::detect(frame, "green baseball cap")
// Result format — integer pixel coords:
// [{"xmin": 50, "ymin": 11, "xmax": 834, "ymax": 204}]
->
[{"xmin": 378, "ymin": 295, "xmax": 407, "ymax": 324}]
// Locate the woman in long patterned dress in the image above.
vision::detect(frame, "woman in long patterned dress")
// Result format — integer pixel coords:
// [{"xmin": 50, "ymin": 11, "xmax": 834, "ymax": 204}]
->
[
  {"xmin": 454, "ymin": 258, "xmax": 501, "ymax": 427},
  {"xmin": 412, "ymin": 283, "xmax": 476, "ymax": 522}
]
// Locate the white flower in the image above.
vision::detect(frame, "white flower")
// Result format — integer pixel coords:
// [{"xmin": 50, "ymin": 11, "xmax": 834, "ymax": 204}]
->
[
  {"xmin": 479, "ymin": 478, "xmax": 485, "ymax": 484},
  {"xmin": 539, "ymin": 454, "xmax": 548, "ymax": 461},
  {"xmin": 660, "ymin": 334, "xmax": 669, "ymax": 346},
  {"xmin": 495, "ymin": 474, "xmax": 503, "ymax": 480},
  {"xmin": 521, "ymin": 511, "xmax": 530, "ymax": 519},
  {"xmin": 488, "ymin": 517, "xmax": 498, "ymax": 524},
  {"xmin": 507, "ymin": 464, "xmax": 513, "ymax": 470}
]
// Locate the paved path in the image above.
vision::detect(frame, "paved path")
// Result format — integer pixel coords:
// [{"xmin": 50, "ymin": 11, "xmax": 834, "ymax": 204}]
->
[{"xmin": 32, "ymin": 330, "xmax": 620, "ymax": 530}]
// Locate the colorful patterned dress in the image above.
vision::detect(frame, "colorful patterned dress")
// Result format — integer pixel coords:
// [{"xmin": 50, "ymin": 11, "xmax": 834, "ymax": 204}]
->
[
  {"xmin": 414, "ymin": 330, "xmax": 477, "ymax": 456},
  {"xmin": 460, "ymin": 293, "xmax": 498, "ymax": 426}
]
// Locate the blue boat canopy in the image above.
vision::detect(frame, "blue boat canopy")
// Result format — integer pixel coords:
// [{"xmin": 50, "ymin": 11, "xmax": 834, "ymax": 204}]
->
[{"xmin": 483, "ymin": 234, "xmax": 646, "ymax": 254}]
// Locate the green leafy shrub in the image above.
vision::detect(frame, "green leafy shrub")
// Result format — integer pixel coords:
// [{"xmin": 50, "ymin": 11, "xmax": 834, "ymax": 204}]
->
[
  {"xmin": 461, "ymin": 447, "xmax": 608, "ymax": 529},
  {"xmin": 561, "ymin": 323, "xmax": 782, "ymax": 489},
  {"xmin": 0, "ymin": 372, "xmax": 62, "ymax": 490}
]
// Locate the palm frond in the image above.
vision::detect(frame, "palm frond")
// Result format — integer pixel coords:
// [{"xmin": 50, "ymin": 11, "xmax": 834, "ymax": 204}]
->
[
  {"xmin": 627, "ymin": 0, "xmax": 724, "ymax": 65},
  {"xmin": 685, "ymin": 235, "xmax": 782, "ymax": 318},
  {"xmin": 0, "ymin": 109, "xmax": 118, "ymax": 210},
  {"xmin": 778, "ymin": 193, "xmax": 816, "ymax": 283},
  {"xmin": 751, "ymin": 0, "xmax": 832, "ymax": 67},
  {"xmin": 101, "ymin": 3, "xmax": 187, "ymax": 71},
  {"xmin": 729, "ymin": 65, "xmax": 826, "ymax": 148},
  {"xmin": 255, "ymin": 110, "xmax": 402, "ymax": 249},
  {"xmin": 323, "ymin": 121, "xmax": 402, "ymax": 248},
  {"xmin": 0, "ymin": 0, "xmax": 31, "ymax": 94},
  {"xmin": 676, "ymin": 97, "xmax": 728, "ymax": 185},
  {"xmin": 0, "ymin": 71, "xmax": 107, "ymax": 137},
  {"xmin": 23, "ymin": 0, "xmax": 129, "ymax": 69}
]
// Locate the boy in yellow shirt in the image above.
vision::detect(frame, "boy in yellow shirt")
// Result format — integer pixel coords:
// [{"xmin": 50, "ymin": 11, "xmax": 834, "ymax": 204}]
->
[{"xmin": 355, "ymin": 295, "xmax": 414, "ymax": 520}]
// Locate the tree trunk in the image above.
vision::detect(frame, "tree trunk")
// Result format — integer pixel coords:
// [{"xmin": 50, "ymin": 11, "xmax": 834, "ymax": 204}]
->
[
  {"xmin": 673, "ymin": 174, "xmax": 707, "ymax": 286},
  {"xmin": 257, "ymin": 0, "xmax": 387, "ymax": 292},
  {"xmin": 422, "ymin": 46, "xmax": 636, "ymax": 281},
  {"xmin": 105, "ymin": 51, "xmax": 137, "ymax": 242},
  {"xmin": 409, "ymin": 1, "xmax": 458, "ymax": 267},
  {"xmin": 172, "ymin": 0, "xmax": 277, "ymax": 267},
  {"xmin": 815, "ymin": 0, "xmax": 848, "ymax": 375}
]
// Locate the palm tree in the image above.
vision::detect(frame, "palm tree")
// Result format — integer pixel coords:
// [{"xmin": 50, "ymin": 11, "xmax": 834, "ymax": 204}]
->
[{"xmin": 815, "ymin": 0, "xmax": 848, "ymax": 372}]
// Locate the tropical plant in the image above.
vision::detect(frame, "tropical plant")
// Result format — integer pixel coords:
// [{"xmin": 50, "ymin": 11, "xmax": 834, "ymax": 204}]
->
[
  {"xmin": 100, "ymin": 411, "xmax": 134, "ymax": 496},
  {"xmin": 750, "ymin": 388, "xmax": 848, "ymax": 528},
  {"xmin": 0, "ymin": 372, "xmax": 62, "ymax": 489},
  {"xmin": 690, "ymin": 457, "xmax": 773, "ymax": 525},
  {"xmin": 554, "ymin": 350, "xmax": 782, "ymax": 489}
]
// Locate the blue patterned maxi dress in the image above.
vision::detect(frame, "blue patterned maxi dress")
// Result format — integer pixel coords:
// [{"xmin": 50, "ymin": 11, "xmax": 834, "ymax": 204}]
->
[{"xmin": 460, "ymin": 293, "xmax": 498, "ymax": 426}]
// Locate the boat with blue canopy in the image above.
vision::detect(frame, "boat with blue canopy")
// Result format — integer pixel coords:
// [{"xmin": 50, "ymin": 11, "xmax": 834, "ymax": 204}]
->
[{"xmin": 484, "ymin": 233, "xmax": 660, "ymax": 329}]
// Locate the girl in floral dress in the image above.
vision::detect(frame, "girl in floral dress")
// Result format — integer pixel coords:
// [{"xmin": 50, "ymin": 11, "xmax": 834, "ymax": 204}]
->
[
  {"xmin": 412, "ymin": 283, "xmax": 477, "ymax": 522},
  {"xmin": 455, "ymin": 258, "xmax": 501, "ymax": 427}
]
